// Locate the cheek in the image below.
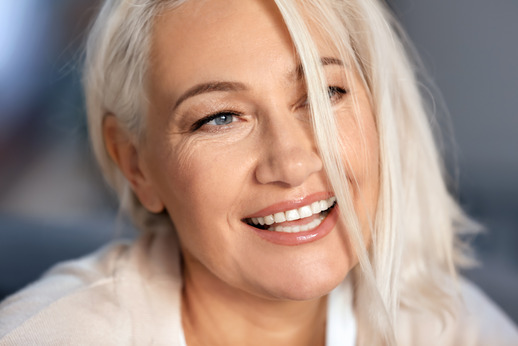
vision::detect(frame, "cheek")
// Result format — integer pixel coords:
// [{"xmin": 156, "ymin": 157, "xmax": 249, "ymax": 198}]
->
[
  {"xmin": 356, "ymin": 122, "xmax": 379, "ymax": 235},
  {"xmin": 157, "ymin": 143, "xmax": 238, "ymax": 269},
  {"xmin": 361, "ymin": 117, "xmax": 380, "ymax": 196},
  {"xmin": 156, "ymin": 137, "xmax": 264, "ymax": 287},
  {"xmin": 335, "ymin": 101, "xmax": 380, "ymax": 234},
  {"xmin": 336, "ymin": 105, "xmax": 379, "ymax": 186},
  {"xmin": 157, "ymin": 136, "xmax": 253, "ymax": 233}
]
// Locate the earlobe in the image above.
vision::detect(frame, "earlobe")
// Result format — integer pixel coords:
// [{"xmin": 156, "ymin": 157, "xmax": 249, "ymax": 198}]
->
[{"xmin": 102, "ymin": 115, "xmax": 164, "ymax": 213}]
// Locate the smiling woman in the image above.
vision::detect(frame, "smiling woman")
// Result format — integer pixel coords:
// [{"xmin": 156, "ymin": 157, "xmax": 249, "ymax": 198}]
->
[{"xmin": 0, "ymin": 0, "xmax": 517, "ymax": 345}]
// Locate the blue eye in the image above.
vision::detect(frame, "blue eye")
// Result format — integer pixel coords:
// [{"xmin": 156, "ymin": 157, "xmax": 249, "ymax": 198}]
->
[
  {"xmin": 191, "ymin": 112, "xmax": 239, "ymax": 131},
  {"xmin": 207, "ymin": 113, "xmax": 234, "ymax": 126}
]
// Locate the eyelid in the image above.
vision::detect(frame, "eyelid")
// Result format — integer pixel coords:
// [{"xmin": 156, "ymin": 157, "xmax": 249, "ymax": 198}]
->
[
  {"xmin": 328, "ymin": 86, "xmax": 347, "ymax": 102},
  {"xmin": 190, "ymin": 111, "xmax": 241, "ymax": 132},
  {"xmin": 298, "ymin": 85, "xmax": 348, "ymax": 109}
]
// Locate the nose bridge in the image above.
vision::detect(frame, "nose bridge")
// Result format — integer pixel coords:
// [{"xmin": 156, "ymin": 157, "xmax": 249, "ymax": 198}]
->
[{"xmin": 255, "ymin": 109, "xmax": 323, "ymax": 187}]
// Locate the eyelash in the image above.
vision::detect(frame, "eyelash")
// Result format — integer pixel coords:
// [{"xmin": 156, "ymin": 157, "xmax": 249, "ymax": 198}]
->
[
  {"xmin": 298, "ymin": 86, "xmax": 347, "ymax": 108},
  {"xmin": 190, "ymin": 86, "xmax": 347, "ymax": 132},
  {"xmin": 190, "ymin": 111, "xmax": 241, "ymax": 132},
  {"xmin": 327, "ymin": 86, "xmax": 347, "ymax": 101}
]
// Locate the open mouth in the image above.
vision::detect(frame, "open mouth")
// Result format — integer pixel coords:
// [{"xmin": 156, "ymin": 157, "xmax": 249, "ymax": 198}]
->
[{"xmin": 243, "ymin": 197, "xmax": 337, "ymax": 233}]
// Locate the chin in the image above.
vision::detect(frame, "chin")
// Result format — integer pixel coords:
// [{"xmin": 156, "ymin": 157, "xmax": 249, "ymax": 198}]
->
[{"xmin": 259, "ymin": 262, "xmax": 350, "ymax": 301}]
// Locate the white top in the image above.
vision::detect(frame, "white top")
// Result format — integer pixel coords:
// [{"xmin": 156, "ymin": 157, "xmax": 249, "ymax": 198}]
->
[
  {"xmin": 326, "ymin": 277, "xmax": 356, "ymax": 346},
  {"xmin": 0, "ymin": 231, "xmax": 516, "ymax": 345}
]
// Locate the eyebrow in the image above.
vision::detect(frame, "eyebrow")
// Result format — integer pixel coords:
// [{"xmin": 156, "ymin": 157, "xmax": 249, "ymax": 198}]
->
[
  {"xmin": 172, "ymin": 81, "xmax": 247, "ymax": 111},
  {"xmin": 292, "ymin": 56, "xmax": 344, "ymax": 80},
  {"xmin": 172, "ymin": 57, "xmax": 344, "ymax": 111}
]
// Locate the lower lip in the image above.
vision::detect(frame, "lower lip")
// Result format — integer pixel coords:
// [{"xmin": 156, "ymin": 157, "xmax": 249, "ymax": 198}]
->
[{"xmin": 249, "ymin": 205, "xmax": 339, "ymax": 246}]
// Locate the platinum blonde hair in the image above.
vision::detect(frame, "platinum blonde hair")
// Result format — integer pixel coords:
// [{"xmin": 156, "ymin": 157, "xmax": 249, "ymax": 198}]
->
[{"xmin": 84, "ymin": 0, "xmax": 479, "ymax": 344}]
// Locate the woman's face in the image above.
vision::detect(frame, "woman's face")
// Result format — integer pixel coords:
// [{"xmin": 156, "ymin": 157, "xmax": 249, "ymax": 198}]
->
[{"xmin": 140, "ymin": 0, "xmax": 379, "ymax": 300}]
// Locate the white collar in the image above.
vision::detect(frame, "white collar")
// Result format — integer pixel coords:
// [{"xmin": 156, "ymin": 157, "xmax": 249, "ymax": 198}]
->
[{"xmin": 326, "ymin": 276, "xmax": 357, "ymax": 346}]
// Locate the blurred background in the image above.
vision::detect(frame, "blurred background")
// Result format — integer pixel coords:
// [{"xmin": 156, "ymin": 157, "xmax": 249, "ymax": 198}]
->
[{"xmin": 0, "ymin": 0, "xmax": 516, "ymax": 323}]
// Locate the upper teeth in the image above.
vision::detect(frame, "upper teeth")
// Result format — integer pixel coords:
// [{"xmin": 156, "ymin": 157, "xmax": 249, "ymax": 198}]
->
[{"xmin": 250, "ymin": 197, "xmax": 336, "ymax": 226}]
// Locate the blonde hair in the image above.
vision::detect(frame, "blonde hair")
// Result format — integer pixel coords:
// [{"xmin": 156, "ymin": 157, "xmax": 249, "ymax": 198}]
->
[{"xmin": 84, "ymin": 0, "xmax": 479, "ymax": 344}]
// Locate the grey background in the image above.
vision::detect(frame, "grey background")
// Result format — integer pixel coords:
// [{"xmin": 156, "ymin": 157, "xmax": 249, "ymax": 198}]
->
[
  {"xmin": 390, "ymin": 0, "xmax": 518, "ymax": 322},
  {"xmin": 0, "ymin": 0, "xmax": 517, "ymax": 324}
]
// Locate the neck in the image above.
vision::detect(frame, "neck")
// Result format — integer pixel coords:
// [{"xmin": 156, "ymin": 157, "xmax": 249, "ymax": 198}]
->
[{"xmin": 181, "ymin": 259, "xmax": 327, "ymax": 346}]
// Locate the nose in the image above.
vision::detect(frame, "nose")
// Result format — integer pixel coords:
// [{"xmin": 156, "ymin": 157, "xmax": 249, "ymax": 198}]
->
[{"xmin": 255, "ymin": 113, "xmax": 323, "ymax": 187}]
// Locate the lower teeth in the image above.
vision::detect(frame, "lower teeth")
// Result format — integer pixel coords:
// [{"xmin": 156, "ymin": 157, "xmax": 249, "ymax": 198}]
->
[{"xmin": 268, "ymin": 212, "xmax": 327, "ymax": 233}]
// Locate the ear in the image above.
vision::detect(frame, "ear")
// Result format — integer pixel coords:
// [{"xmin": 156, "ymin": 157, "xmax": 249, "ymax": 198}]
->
[{"xmin": 103, "ymin": 115, "xmax": 164, "ymax": 213}]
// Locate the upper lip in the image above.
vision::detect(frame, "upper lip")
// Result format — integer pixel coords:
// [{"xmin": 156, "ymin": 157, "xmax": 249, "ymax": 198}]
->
[{"xmin": 244, "ymin": 192, "xmax": 335, "ymax": 219}]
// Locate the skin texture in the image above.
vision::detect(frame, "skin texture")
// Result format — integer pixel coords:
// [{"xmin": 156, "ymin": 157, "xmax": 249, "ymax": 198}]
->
[{"xmin": 103, "ymin": 0, "xmax": 379, "ymax": 344}]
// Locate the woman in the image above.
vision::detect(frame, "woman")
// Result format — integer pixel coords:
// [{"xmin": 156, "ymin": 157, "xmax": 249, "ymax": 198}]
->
[{"xmin": 0, "ymin": 0, "xmax": 516, "ymax": 344}]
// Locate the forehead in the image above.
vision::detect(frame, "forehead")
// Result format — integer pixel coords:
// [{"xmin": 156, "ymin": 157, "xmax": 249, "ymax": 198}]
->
[
  {"xmin": 148, "ymin": 0, "xmax": 339, "ymax": 96},
  {"xmin": 151, "ymin": 0, "xmax": 292, "ymax": 79}
]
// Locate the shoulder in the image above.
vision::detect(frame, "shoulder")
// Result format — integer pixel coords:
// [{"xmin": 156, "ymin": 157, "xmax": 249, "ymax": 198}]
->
[
  {"xmin": 0, "ymin": 241, "xmax": 134, "ymax": 345},
  {"xmin": 0, "ymin": 232, "xmax": 184, "ymax": 345},
  {"xmin": 397, "ymin": 278, "xmax": 518, "ymax": 346}
]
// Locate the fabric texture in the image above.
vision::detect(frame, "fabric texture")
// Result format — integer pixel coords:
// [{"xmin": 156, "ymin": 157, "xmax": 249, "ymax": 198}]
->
[{"xmin": 0, "ymin": 232, "xmax": 517, "ymax": 345}]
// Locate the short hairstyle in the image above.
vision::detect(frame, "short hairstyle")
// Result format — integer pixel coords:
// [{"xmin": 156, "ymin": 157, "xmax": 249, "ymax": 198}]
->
[{"xmin": 84, "ymin": 0, "xmax": 479, "ymax": 344}]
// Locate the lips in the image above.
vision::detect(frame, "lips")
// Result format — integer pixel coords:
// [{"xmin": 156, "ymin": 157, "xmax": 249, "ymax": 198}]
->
[{"xmin": 243, "ymin": 196, "xmax": 337, "ymax": 233}]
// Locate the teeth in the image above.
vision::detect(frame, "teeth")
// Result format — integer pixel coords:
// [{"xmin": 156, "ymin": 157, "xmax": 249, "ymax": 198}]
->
[
  {"xmin": 319, "ymin": 200, "xmax": 328, "ymax": 210},
  {"xmin": 264, "ymin": 215, "xmax": 275, "ymax": 225},
  {"xmin": 248, "ymin": 197, "xmax": 336, "ymax": 230},
  {"xmin": 311, "ymin": 201, "xmax": 321, "ymax": 214},
  {"xmin": 298, "ymin": 205, "xmax": 312, "ymax": 218},
  {"xmin": 285, "ymin": 209, "xmax": 300, "ymax": 221},
  {"xmin": 269, "ymin": 214, "xmax": 325, "ymax": 233},
  {"xmin": 273, "ymin": 212, "xmax": 286, "ymax": 223}
]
